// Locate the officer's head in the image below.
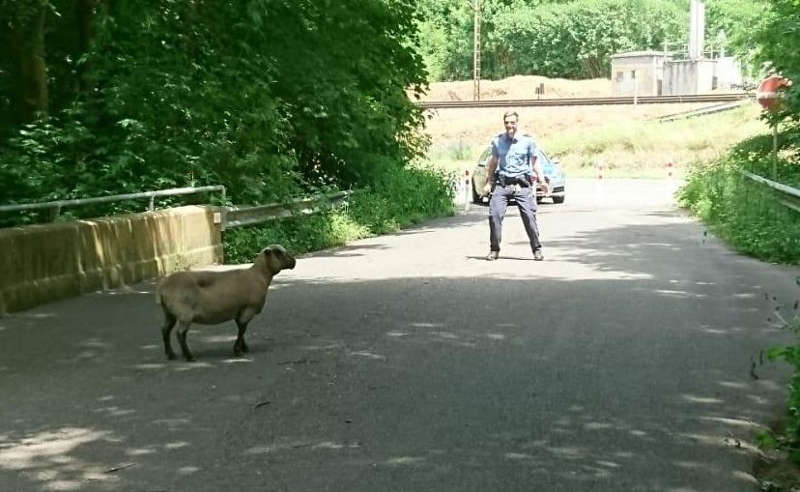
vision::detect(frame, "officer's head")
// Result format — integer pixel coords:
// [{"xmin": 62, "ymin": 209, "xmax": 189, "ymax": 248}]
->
[{"xmin": 503, "ymin": 111, "xmax": 519, "ymax": 138}]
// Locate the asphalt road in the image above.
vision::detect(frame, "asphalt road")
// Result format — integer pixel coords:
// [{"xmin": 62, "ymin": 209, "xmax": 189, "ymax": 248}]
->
[{"xmin": 2, "ymin": 179, "xmax": 800, "ymax": 491}]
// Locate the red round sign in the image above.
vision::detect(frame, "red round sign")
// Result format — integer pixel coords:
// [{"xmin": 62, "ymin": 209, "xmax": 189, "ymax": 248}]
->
[{"xmin": 757, "ymin": 75, "xmax": 791, "ymax": 112}]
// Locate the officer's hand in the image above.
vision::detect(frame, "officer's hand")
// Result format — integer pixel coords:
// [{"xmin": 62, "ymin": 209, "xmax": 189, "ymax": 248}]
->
[
  {"xmin": 540, "ymin": 180, "xmax": 550, "ymax": 196},
  {"xmin": 482, "ymin": 183, "xmax": 492, "ymax": 196}
]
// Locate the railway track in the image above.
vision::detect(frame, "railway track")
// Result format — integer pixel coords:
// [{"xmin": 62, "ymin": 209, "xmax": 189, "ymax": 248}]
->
[{"xmin": 418, "ymin": 92, "xmax": 752, "ymax": 109}]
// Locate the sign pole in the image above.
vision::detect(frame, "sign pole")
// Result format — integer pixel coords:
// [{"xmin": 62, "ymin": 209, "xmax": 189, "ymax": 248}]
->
[{"xmin": 772, "ymin": 124, "xmax": 778, "ymax": 180}]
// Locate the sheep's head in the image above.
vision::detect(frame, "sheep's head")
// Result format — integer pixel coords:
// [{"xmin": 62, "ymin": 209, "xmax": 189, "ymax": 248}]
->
[{"xmin": 255, "ymin": 244, "xmax": 296, "ymax": 275}]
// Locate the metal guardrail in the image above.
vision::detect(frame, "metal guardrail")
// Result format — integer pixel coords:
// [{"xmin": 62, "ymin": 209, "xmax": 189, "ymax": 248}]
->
[
  {"xmin": 223, "ymin": 190, "xmax": 359, "ymax": 229},
  {"xmin": 0, "ymin": 185, "xmax": 226, "ymax": 221},
  {"xmin": 419, "ymin": 92, "xmax": 752, "ymax": 109},
  {"xmin": 740, "ymin": 170, "xmax": 800, "ymax": 213},
  {"xmin": 1, "ymin": 186, "xmax": 360, "ymax": 229}
]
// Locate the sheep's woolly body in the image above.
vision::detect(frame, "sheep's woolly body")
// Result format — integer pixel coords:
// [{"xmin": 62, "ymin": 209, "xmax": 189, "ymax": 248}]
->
[{"xmin": 156, "ymin": 244, "xmax": 295, "ymax": 361}]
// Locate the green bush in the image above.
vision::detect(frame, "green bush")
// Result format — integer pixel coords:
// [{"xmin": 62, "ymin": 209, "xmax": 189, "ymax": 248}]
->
[
  {"xmin": 679, "ymin": 157, "xmax": 800, "ymax": 264},
  {"xmin": 767, "ymin": 311, "xmax": 800, "ymax": 463},
  {"xmin": 223, "ymin": 166, "xmax": 455, "ymax": 264}
]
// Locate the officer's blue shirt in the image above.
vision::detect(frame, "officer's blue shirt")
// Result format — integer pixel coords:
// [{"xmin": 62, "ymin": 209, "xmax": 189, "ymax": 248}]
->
[{"xmin": 491, "ymin": 132, "xmax": 537, "ymax": 178}]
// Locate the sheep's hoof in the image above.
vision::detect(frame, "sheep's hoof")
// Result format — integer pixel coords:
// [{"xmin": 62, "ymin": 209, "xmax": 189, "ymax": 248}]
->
[
  {"xmin": 166, "ymin": 352, "xmax": 177, "ymax": 360},
  {"xmin": 184, "ymin": 355, "xmax": 196, "ymax": 362}
]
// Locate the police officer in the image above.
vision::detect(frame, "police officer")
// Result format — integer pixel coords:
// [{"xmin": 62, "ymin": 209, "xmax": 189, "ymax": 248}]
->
[{"xmin": 482, "ymin": 111, "xmax": 548, "ymax": 261}]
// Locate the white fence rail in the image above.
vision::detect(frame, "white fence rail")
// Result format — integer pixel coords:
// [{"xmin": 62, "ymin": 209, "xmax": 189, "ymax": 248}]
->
[{"xmin": 740, "ymin": 170, "xmax": 800, "ymax": 213}]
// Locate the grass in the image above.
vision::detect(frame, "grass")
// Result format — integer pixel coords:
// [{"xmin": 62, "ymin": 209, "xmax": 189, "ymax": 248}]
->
[{"xmin": 424, "ymin": 102, "xmax": 770, "ymax": 179}]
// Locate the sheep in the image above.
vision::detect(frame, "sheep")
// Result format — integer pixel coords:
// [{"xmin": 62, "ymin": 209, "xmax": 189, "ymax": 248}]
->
[{"xmin": 155, "ymin": 244, "xmax": 296, "ymax": 361}]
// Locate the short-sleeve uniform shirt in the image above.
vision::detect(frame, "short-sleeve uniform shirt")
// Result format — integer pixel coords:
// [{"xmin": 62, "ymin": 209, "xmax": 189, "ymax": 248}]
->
[{"xmin": 491, "ymin": 132, "xmax": 537, "ymax": 179}]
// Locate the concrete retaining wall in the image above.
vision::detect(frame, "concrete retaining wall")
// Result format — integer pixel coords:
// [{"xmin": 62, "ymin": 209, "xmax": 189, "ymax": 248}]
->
[{"xmin": 0, "ymin": 206, "xmax": 223, "ymax": 315}]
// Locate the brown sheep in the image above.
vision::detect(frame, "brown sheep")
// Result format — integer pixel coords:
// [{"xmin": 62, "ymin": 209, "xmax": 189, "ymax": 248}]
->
[{"xmin": 156, "ymin": 244, "xmax": 296, "ymax": 361}]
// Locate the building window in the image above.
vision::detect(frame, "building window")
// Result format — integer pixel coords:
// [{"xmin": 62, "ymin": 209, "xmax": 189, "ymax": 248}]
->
[{"xmin": 616, "ymin": 71, "xmax": 624, "ymax": 82}]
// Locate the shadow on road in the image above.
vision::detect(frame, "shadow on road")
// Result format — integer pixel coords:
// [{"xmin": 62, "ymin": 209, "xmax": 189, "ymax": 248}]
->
[{"xmin": 1, "ymin": 213, "xmax": 798, "ymax": 491}]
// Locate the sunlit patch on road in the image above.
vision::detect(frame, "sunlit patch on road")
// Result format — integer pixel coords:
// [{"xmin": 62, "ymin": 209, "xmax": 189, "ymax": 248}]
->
[
  {"xmin": 174, "ymin": 362, "xmax": 214, "ymax": 371},
  {"xmin": 0, "ymin": 427, "xmax": 119, "ymax": 490},
  {"xmin": 383, "ymin": 456, "xmax": 425, "ymax": 466},
  {"xmin": 654, "ymin": 289, "xmax": 707, "ymax": 299},
  {"xmin": 246, "ymin": 440, "xmax": 360, "ymax": 455},
  {"xmin": 348, "ymin": 351, "xmax": 386, "ymax": 360},
  {"xmin": 681, "ymin": 394, "xmax": 724, "ymax": 404},
  {"xmin": 583, "ymin": 422, "xmax": 613, "ymax": 430},
  {"xmin": 505, "ymin": 452, "xmax": 534, "ymax": 460},
  {"xmin": 93, "ymin": 406, "xmax": 136, "ymax": 418},
  {"xmin": 201, "ymin": 335, "xmax": 236, "ymax": 343},
  {"xmin": 130, "ymin": 363, "xmax": 166, "ymax": 370},
  {"xmin": 164, "ymin": 441, "xmax": 189, "ymax": 450},
  {"xmin": 125, "ymin": 447, "xmax": 156, "ymax": 456}
]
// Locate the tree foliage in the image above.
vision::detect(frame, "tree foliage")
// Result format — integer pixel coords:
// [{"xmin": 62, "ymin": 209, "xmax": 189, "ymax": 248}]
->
[
  {"xmin": 0, "ymin": 0, "xmax": 429, "ymax": 214},
  {"xmin": 705, "ymin": 0, "xmax": 768, "ymax": 70},
  {"xmin": 418, "ymin": 0, "xmax": 767, "ymax": 81},
  {"xmin": 754, "ymin": 0, "xmax": 800, "ymax": 126}
]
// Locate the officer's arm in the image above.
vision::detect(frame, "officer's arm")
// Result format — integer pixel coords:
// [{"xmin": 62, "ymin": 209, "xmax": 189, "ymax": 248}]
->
[
  {"xmin": 482, "ymin": 155, "xmax": 498, "ymax": 196},
  {"xmin": 532, "ymin": 156, "xmax": 549, "ymax": 193},
  {"xmin": 485, "ymin": 155, "xmax": 498, "ymax": 185}
]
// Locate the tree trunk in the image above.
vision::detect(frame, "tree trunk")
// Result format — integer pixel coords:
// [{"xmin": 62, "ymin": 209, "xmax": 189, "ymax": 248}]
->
[
  {"xmin": 76, "ymin": 0, "xmax": 96, "ymax": 93},
  {"xmin": 18, "ymin": 6, "xmax": 48, "ymax": 122}
]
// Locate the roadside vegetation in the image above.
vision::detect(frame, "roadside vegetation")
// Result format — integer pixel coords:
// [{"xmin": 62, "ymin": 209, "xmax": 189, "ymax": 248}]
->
[
  {"xmin": 677, "ymin": 0, "xmax": 800, "ymax": 483},
  {"xmin": 678, "ymin": 134, "xmax": 800, "ymax": 263},
  {"xmin": 223, "ymin": 166, "xmax": 455, "ymax": 264}
]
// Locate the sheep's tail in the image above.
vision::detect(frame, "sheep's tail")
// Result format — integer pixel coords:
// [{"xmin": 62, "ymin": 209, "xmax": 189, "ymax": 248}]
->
[{"xmin": 154, "ymin": 281, "xmax": 163, "ymax": 305}]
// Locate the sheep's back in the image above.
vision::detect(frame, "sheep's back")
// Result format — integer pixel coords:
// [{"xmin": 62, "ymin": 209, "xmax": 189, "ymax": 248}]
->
[{"xmin": 158, "ymin": 270, "xmax": 263, "ymax": 324}]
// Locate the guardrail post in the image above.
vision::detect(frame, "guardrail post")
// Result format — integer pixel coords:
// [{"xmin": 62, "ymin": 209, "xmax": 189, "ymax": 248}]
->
[
  {"xmin": 148, "ymin": 194, "xmax": 155, "ymax": 212},
  {"xmin": 220, "ymin": 187, "xmax": 227, "ymax": 231},
  {"xmin": 772, "ymin": 125, "xmax": 779, "ymax": 180},
  {"xmin": 49, "ymin": 205, "xmax": 61, "ymax": 222}
]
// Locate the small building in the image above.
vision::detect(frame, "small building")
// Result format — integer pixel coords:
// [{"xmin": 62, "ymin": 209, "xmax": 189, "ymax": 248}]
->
[
  {"xmin": 611, "ymin": 2, "xmax": 742, "ymax": 97},
  {"xmin": 612, "ymin": 51, "xmax": 743, "ymax": 96},
  {"xmin": 610, "ymin": 51, "xmax": 669, "ymax": 97},
  {"xmin": 662, "ymin": 59, "xmax": 716, "ymax": 95}
]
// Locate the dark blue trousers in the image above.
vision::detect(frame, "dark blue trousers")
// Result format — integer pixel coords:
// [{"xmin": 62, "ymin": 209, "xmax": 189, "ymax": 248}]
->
[{"xmin": 488, "ymin": 183, "xmax": 541, "ymax": 253}]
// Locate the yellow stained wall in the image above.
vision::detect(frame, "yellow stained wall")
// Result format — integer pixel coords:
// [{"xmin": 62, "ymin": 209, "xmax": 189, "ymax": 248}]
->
[{"xmin": 0, "ymin": 206, "xmax": 222, "ymax": 315}]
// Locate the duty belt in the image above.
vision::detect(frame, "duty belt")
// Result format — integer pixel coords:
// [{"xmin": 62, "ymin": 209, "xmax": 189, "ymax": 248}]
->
[{"xmin": 497, "ymin": 175, "xmax": 530, "ymax": 187}]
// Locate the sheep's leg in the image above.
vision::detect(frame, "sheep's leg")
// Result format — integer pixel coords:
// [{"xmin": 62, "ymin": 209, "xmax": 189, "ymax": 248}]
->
[
  {"xmin": 176, "ymin": 321, "xmax": 196, "ymax": 362},
  {"xmin": 161, "ymin": 310, "xmax": 178, "ymax": 360},
  {"xmin": 233, "ymin": 319, "xmax": 250, "ymax": 356}
]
